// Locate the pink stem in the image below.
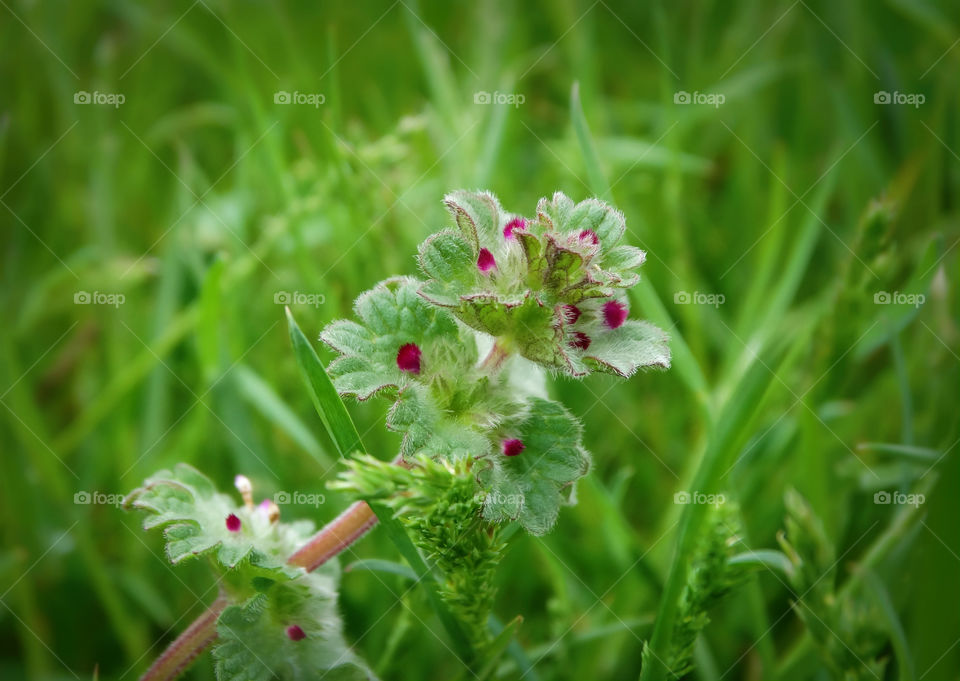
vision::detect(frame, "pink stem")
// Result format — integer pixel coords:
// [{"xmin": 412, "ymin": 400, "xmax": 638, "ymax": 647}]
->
[
  {"xmin": 287, "ymin": 500, "xmax": 379, "ymax": 571},
  {"xmin": 139, "ymin": 594, "xmax": 228, "ymax": 681}
]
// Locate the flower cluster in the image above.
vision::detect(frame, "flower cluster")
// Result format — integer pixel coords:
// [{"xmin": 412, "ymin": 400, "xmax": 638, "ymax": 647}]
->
[
  {"xmin": 321, "ymin": 191, "xmax": 670, "ymax": 535},
  {"xmin": 418, "ymin": 190, "xmax": 670, "ymax": 377}
]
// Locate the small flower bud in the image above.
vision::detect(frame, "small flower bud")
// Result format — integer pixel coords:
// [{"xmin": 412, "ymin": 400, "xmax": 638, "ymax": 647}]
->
[
  {"xmin": 579, "ymin": 229, "xmax": 599, "ymax": 245},
  {"xmin": 234, "ymin": 474, "xmax": 254, "ymax": 509},
  {"xmin": 602, "ymin": 301, "xmax": 628, "ymax": 329},
  {"xmin": 477, "ymin": 248, "xmax": 496, "ymax": 273},
  {"xmin": 560, "ymin": 304, "xmax": 581, "ymax": 325},
  {"xmin": 396, "ymin": 343, "xmax": 422, "ymax": 374},
  {"xmin": 258, "ymin": 498, "xmax": 280, "ymax": 523},
  {"xmin": 286, "ymin": 624, "xmax": 306, "ymax": 641},
  {"xmin": 568, "ymin": 331, "xmax": 591, "ymax": 350},
  {"xmin": 502, "ymin": 438, "xmax": 525, "ymax": 457},
  {"xmin": 225, "ymin": 514, "xmax": 241, "ymax": 533},
  {"xmin": 503, "ymin": 217, "xmax": 526, "ymax": 239}
]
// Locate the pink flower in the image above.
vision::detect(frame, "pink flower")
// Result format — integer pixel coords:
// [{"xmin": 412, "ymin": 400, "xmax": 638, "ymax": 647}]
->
[
  {"xmin": 503, "ymin": 217, "xmax": 526, "ymax": 239},
  {"xmin": 502, "ymin": 438, "xmax": 525, "ymax": 457},
  {"xmin": 286, "ymin": 625, "xmax": 306, "ymax": 641},
  {"xmin": 579, "ymin": 229, "xmax": 599, "ymax": 245},
  {"xmin": 225, "ymin": 514, "xmax": 241, "ymax": 532},
  {"xmin": 477, "ymin": 248, "xmax": 496, "ymax": 273},
  {"xmin": 602, "ymin": 301, "xmax": 628, "ymax": 329},
  {"xmin": 568, "ymin": 331, "xmax": 591, "ymax": 350},
  {"xmin": 560, "ymin": 304, "xmax": 581, "ymax": 325},
  {"xmin": 396, "ymin": 343, "xmax": 422, "ymax": 374}
]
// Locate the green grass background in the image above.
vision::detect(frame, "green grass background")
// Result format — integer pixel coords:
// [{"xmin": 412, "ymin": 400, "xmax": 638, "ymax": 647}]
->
[{"xmin": 1, "ymin": 0, "xmax": 958, "ymax": 679}]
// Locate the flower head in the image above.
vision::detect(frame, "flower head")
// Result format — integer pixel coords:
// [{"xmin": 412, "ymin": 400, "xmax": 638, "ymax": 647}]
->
[
  {"xmin": 286, "ymin": 624, "xmax": 306, "ymax": 641},
  {"xmin": 503, "ymin": 217, "xmax": 526, "ymax": 239},
  {"xmin": 602, "ymin": 301, "xmax": 628, "ymax": 329},
  {"xmin": 502, "ymin": 438, "xmax": 525, "ymax": 457},
  {"xmin": 396, "ymin": 343, "xmax": 422, "ymax": 374},
  {"xmin": 569, "ymin": 331, "xmax": 591, "ymax": 350},
  {"xmin": 477, "ymin": 248, "xmax": 496, "ymax": 273}
]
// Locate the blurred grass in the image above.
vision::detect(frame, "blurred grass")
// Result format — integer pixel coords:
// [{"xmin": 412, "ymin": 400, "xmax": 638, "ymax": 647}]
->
[{"xmin": 1, "ymin": 1, "xmax": 958, "ymax": 679}]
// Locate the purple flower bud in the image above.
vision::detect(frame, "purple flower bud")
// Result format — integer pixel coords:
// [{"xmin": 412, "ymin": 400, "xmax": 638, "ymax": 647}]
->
[
  {"xmin": 502, "ymin": 438, "xmax": 525, "ymax": 457},
  {"xmin": 503, "ymin": 217, "xmax": 526, "ymax": 239},
  {"xmin": 579, "ymin": 229, "xmax": 599, "ymax": 245},
  {"xmin": 602, "ymin": 301, "xmax": 628, "ymax": 329},
  {"xmin": 286, "ymin": 624, "xmax": 306, "ymax": 641},
  {"xmin": 560, "ymin": 304, "xmax": 581, "ymax": 325},
  {"xmin": 477, "ymin": 248, "xmax": 496, "ymax": 273},
  {"xmin": 396, "ymin": 343, "xmax": 422, "ymax": 374},
  {"xmin": 225, "ymin": 514, "xmax": 241, "ymax": 532},
  {"xmin": 569, "ymin": 331, "xmax": 591, "ymax": 350}
]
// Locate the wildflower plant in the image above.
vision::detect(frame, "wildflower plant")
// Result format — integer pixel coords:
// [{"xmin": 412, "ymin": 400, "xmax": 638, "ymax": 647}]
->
[{"xmin": 126, "ymin": 190, "xmax": 670, "ymax": 680}]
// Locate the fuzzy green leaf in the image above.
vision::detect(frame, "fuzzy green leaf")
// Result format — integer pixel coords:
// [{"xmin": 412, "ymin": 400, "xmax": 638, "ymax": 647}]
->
[
  {"xmin": 583, "ymin": 320, "xmax": 671, "ymax": 377},
  {"xmin": 477, "ymin": 398, "xmax": 591, "ymax": 535},
  {"xmin": 125, "ymin": 463, "xmax": 313, "ymax": 575},
  {"xmin": 213, "ymin": 567, "xmax": 375, "ymax": 681},
  {"xmin": 321, "ymin": 276, "xmax": 471, "ymax": 401}
]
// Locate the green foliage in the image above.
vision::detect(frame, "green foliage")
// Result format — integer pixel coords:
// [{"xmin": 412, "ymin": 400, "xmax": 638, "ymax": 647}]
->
[
  {"xmin": 332, "ymin": 454, "xmax": 505, "ymax": 654},
  {"xmin": 642, "ymin": 505, "xmax": 744, "ymax": 678},
  {"xmin": 778, "ymin": 491, "xmax": 888, "ymax": 681}
]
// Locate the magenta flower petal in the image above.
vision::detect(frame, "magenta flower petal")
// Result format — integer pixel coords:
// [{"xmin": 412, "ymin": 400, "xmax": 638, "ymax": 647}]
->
[
  {"xmin": 568, "ymin": 331, "xmax": 591, "ymax": 350},
  {"xmin": 502, "ymin": 438, "xmax": 525, "ymax": 457},
  {"xmin": 602, "ymin": 301, "xmax": 628, "ymax": 329},
  {"xmin": 579, "ymin": 229, "xmax": 599, "ymax": 245},
  {"xmin": 286, "ymin": 625, "xmax": 306, "ymax": 641},
  {"xmin": 396, "ymin": 343, "xmax": 422, "ymax": 374},
  {"xmin": 225, "ymin": 514, "xmax": 241, "ymax": 532},
  {"xmin": 503, "ymin": 217, "xmax": 526, "ymax": 239},
  {"xmin": 477, "ymin": 248, "xmax": 496, "ymax": 273},
  {"xmin": 560, "ymin": 304, "xmax": 582, "ymax": 325}
]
